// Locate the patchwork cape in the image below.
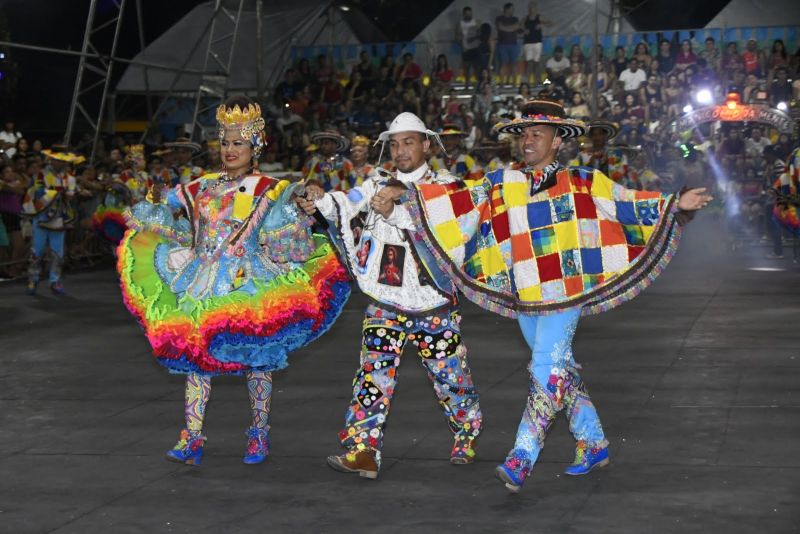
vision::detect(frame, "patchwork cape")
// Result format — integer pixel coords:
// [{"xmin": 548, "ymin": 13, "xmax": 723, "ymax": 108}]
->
[{"xmin": 404, "ymin": 166, "xmax": 684, "ymax": 318}]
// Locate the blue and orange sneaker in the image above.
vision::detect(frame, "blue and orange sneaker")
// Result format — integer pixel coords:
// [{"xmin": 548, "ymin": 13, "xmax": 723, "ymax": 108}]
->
[
  {"xmin": 564, "ymin": 441, "xmax": 609, "ymax": 476},
  {"xmin": 243, "ymin": 426, "xmax": 270, "ymax": 464},
  {"xmin": 495, "ymin": 449, "xmax": 533, "ymax": 493},
  {"xmin": 165, "ymin": 429, "xmax": 205, "ymax": 466}
]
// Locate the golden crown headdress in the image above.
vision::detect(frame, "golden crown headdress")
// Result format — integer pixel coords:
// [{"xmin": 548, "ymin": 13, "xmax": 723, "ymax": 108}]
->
[
  {"xmin": 125, "ymin": 144, "xmax": 145, "ymax": 157},
  {"xmin": 216, "ymin": 103, "xmax": 266, "ymax": 157},
  {"xmin": 351, "ymin": 135, "xmax": 371, "ymax": 148}
]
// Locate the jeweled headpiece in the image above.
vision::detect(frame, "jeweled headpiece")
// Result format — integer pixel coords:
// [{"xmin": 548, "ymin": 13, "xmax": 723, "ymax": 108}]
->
[
  {"xmin": 351, "ymin": 135, "xmax": 371, "ymax": 148},
  {"xmin": 216, "ymin": 103, "xmax": 267, "ymax": 157},
  {"xmin": 124, "ymin": 144, "xmax": 145, "ymax": 157}
]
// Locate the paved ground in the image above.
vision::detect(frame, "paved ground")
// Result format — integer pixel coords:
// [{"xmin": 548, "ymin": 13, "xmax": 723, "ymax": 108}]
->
[{"xmin": 1, "ymin": 213, "xmax": 799, "ymax": 533}]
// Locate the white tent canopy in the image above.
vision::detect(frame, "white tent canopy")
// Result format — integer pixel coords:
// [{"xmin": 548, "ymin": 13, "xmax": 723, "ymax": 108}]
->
[
  {"xmin": 706, "ymin": 0, "xmax": 800, "ymax": 28},
  {"xmin": 116, "ymin": 0, "xmax": 363, "ymax": 94},
  {"xmin": 412, "ymin": 0, "xmax": 635, "ymax": 57}
]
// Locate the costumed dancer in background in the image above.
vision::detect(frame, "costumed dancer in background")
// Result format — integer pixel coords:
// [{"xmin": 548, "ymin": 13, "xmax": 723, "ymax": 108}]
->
[
  {"xmin": 570, "ymin": 120, "xmax": 637, "ymax": 189},
  {"xmin": 163, "ymin": 137, "xmax": 204, "ymax": 186},
  {"xmin": 771, "ymin": 146, "xmax": 800, "ymax": 261},
  {"xmin": 350, "ymin": 135, "xmax": 379, "ymax": 186},
  {"xmin": 22, "ymin": 147, "xmax": 83, "ymax": 295},
  {"xmin": 205, "ymin": 139, "xmax": 222, "ymax": 170},
  {"xmin": 296, "ymin": 112, "xmax": 483, "ymax": 480},
  {"xmin": 117, "ymin": 96, "xmax": 350, "ymax": 466},
  {"xmin": 92, "ymin": 144, "xmax": 150, "ymax": 247},
  {"xmin": 484, "ymin": 134, "xmax": 521, "ymax": 172},
  {"xmin": 400, "ymin": 100, "xmax": 711, "ymax": 493},
  {"xmin": 430, "ymin": 123, "xmax": 484, "ymax": 180},
  {"xmin": 301, "ymin": 130, "xmax": 356, "ymax": 191}
]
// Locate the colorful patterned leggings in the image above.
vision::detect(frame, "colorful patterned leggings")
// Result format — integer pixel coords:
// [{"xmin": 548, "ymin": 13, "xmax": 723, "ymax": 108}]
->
[
  {"xmin": 503, "ymin": 307, "xmax": 607, "ymax": 480},
  {"xmin": 29, "ymin": 219, "xmax": 65, "ymax": 284},
  {"xmin": 183, "ymin": 371, "xmax": 273, "ymax": 433},
  {"xmin": 339, "ymin": 304, "xmax": 482, "ymax": 454}
]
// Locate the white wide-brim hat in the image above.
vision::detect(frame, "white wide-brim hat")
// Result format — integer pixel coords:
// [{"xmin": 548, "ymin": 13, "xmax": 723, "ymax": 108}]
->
[{"xmin": 377, "ymin": 112, "xmax": 439, "ymax": 142}]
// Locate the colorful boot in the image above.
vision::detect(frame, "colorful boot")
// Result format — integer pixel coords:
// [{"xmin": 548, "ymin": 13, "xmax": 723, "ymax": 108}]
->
[
  {"xmin": 165, "ymin": 429, "xmax": 205, "ymax": 466},
  {"xmin": 243, "ymin": 426, "xmax": 270, "ymax": 465},
  {"xmin": 450, "ymin": 433, "xmax": 477, "ymax": 465},
  {"xmin": 564, "ymin": 441, "xmax": 609, "ymax": 476},
  {"xmin": 25, "ymin": 281, "xmax": 37, "ymax": 296},
  {"xmin": 326, "ymin": 446, "xmax": 380, "ymax": 479},
  {"xmin": 495, "ymin": 448, "xmax": 533, "ymax": 493},
  {"xmin": 50, "ymin": 282, "xmax": 65, "ymax": 295}
]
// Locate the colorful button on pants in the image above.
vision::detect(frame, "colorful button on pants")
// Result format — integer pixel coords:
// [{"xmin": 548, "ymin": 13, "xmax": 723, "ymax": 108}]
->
[
  {"xmin": 503, "ymin": 307, "xmax": 607, "ymax": 482},
  {"xmin": 339, "ymin": 304, "xmax": 482, "ymax": 456}
]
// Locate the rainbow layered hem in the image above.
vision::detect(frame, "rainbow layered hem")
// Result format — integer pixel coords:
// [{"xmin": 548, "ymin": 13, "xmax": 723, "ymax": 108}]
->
[
  {"xmin": 93, "ymin": 204, "xmax": 128, "ymax": 245},
  {"xmin": 117, "ymin": 229, "xmax": 351, "ymax": 376},
  {"xmin": 773, "ymin": 204, "xmax": 800, "ymax": 235}
]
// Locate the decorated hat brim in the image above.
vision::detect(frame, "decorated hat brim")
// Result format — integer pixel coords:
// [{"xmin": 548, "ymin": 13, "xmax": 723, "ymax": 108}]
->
[
  {"xmin": 310, "ymin": 132, "xmax": 349, "ymax": 152},
  {"xmin": 163, "ymin": 141, "xmax": 202, "ymax": 153},
  {"xmin": 495, "ymin": 117, "xmax": 586, "ymax": 139},
  {"xmin": 439, "ymin": 130, "xmax": 467, "ymax": 137},
  {"xmin": 42, "ymin": 149, "xmax": 85, "ymax": 163},
  {"xmin": 588, "ymin": 121, "xmax": 619, "ymax": 140}
]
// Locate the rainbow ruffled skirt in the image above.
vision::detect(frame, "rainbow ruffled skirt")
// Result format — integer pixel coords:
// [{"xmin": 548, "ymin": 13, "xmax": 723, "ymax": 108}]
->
[{"xmin": 93, "ymin": 204, "xmax": 128, "ymax": 245}]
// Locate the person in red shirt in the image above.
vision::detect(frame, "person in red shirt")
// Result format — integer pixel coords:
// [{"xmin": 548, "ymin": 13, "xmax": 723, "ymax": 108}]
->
[
  {"xmin": 741, "ymin": 39, "xmax": 765, "ymax": 78},
  {"xmin": 433, "ymin": 54, "xmax": 454, "ymax": 84},
  {"xmin": 673, "ymin": 40, "xmax": 697, "ymax": 71},
  {"xmin": 398, "ymin": 53, "xmax": 423, "ymax": 83}
]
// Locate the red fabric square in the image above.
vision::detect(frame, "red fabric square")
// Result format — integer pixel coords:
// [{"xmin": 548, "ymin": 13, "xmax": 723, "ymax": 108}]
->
[
  {"xmin": 536, "ymin": 253, "xmax": 562, "ymax": 282},
  {"xmin": 450, "ymin": 189, "xmax": 474, "ymax": 217},
  {"xmin": 574, "ymin": 193, "xmax": 597, "ymax": 219},
  {"xmin": 564, "ymin": 276, "xmax": 584, "ymax": 296},
  {"xmin": 599, "ymin": 220, "xmax": 626, "ymax": 245},
  {"xmin": 492, "ymin": 210, "xmax": 511, "ymax": 242},
  {"xmin": 627, "ymin": 245, "xmax": 645, "ymax": 261}
]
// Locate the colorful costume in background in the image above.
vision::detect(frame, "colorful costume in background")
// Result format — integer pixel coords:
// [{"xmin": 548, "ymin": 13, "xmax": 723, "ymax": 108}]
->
[
  {"xmin": 303, "ymin": 130, "xmax": 357, "ymax": 191},
  {"xmin": 401, "ymin": 102, "xmax": 689, "ymax": 490},
  {"xmin": 772, "ymin": 147, "xmax": 800, "ymax": 235},
  {"xmin": 22, "ymin": 150, "xmax": 82, "ymax": 293},
  {"xmin": 118, "ymin": 102, "xmax": 350, "ymax": 466},
  {"xmin": 93, "ymin": 145, "xmax": 151, "ymax": 246},
  {"xmin": 350, "ymin": 135, "xmax": 379, "ymax": 187},
  {"xmin": 317, "ymin": 114, "xmax": 483, "ymax": 475},
  {"xmin": 569, "ymin": 121, "xmax": 636, "ymax": 189},
  {"xmin": 430, "ymin": 124, "xmax": 484, "ymax": 180}
]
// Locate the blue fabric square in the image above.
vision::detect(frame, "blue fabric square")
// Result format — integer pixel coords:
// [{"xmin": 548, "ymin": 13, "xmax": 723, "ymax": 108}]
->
[
  {"xmin": 635, "ymin": 199, "xmax": 659, "ymax": 225},
  {"xmin": 623, "ymin": 225, "xmax": 645, "ymax": 246},
  {"xmin": 464, "ymin": 232, "xmax": 478, "ymax": 262},
  {"xmin": 527, "ymin": 201, "xmax": 552, "ymax": 228},
  {"xmin": 580, "ymin": 248, "xmax": 603, "ymax": 274},
  {"xmin": 552, "ymin": 195, "xmax": 574, "ymax": 223},
  {"xmin": 615, "ymin": 201, "xmax": 637, "ymax": 224}
]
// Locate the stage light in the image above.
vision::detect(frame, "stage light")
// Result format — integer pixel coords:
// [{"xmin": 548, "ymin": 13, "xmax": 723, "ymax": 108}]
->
[
  {"xmin": 0, "ymin": 53, "xmax": 5, "ymax": 60},
  {"xmin": 682, "ymin": 104, "xmax": 693, "ymax": 113},
  {"xmin": 695, "ymin": 89, "xmax": 713, "ymax": 105},
  {"xmin": 777, "ymin": 101, "xmax": 788, "ymax": 111},
  {"xmin": 339, "ymin": 4, "xmax": 350, "ymax": 11},
  {"xmin": 725, "ymin": 92, "xmax": 740, "ymax": 110}
]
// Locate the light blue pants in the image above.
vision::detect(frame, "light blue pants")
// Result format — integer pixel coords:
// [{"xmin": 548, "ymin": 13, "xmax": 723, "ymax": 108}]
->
[
  {"xmin": 29, "ymin": 217, "xmax": 65, "ymax": 284},
  {"xmin": 502, "ymin": 308, "xmax": 607, "ymax": 479}
]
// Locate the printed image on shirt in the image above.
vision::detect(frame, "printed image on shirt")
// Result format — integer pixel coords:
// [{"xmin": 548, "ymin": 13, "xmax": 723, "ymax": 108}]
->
[
  {"xmin": 377, "ymin": 244, "xmax": 404, "ymax": 287},
  {"xmin": 350, "ymin": 211, "xmax": 366, "ymax": 246},
  {"xmin": 356, "ymin": 234, "xmax": 374, "ymax": 274}
]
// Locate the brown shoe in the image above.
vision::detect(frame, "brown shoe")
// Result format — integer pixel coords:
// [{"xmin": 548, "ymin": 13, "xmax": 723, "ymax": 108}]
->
[
  {"xmin": 450, "ymin": 434, "xmax": 477, "ymax": 465},
  {"xmin": 326, "ymin": 448, "xmax": 379, "ymax": 479}
]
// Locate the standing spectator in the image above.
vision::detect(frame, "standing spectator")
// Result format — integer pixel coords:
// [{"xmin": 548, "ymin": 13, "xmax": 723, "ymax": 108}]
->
[
  {"xmin": 495, "ymin": 2, "xmax": 521, "ymax": 86},
  {"xmin": 769, "ymin": 67, "xmax": 792, "ymax": 107},
  {"xmin": 741, "ymin": 39, "xmax": 765, "ymax": 78},
  {"xmin": 456, "ymin": 6, "xmax": 481, "ymax": 88},
  {"xmin": 633, "ymin": 42, "xmax": 653, "ymax": 68},
  {"xmin": 611, "ymin": 45, "xmax": 628, "ymax": 78},
  {"xmin": 0, "ymin": 121, "xmax": 22, "ymax": 158},
  {"xmin": 522, "ymin": 1, "xmax": 549, "ymax": 83},
  {"xmin": 700, "ymin": 37, "xmax": 721, "ymax": 70},
  {"xmin": 545, "ymin": 46, "xmax": 570, "ymax": 87},
  {"xmin": 314, "ymin": 54, "xmax": 333, "ymax": 87},
  {"xmin": 674, "ymin": 40, "xmax": 697, "ymax": 71},
  {"xmin": 477, "ymin": 22, "xmax": 495, "ymax": 74},
  {"xmin": 619, "ymin": 58, "xmax": 647, "ymax": 92},
  {"xmin": 0, "ymin": 163, "xmax": 29, "ymax": 278},
  {"xmin": 354, "ymin": 51, "xmax": 376, "ymax": 92},
  {"xmin": 656, "ymin": 40, "xmax": 675, "ymax": 75},
  {"xmin": 433, "ymin": 54, "xmax": 454, "ymax": 84}
]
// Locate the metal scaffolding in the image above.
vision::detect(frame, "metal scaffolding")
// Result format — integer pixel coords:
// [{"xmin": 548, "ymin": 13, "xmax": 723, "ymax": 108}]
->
[{"xmin": 64, "ymin": 0, "xmax": 127, "ymax": 162}]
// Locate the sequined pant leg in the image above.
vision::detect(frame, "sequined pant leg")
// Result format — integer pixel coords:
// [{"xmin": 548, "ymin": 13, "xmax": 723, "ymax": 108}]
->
[
  {"xmin": 413, "ymin": 309, "xmax": 482, "ymax": 441},
  {"xmin": 339, "ymin": 306, "xmax": 409, "ymax": 453},
  {"xmin": 246, "ymin": 371, "xmax": 273, "ymax": 430},
  {"xmin": 503, "ymin": 308, "xmax": 604, "ymax": 478},
  {"xmin": 28, "ymin": 221, "xmax": 48, "ymax": 283},
  {"xmin": 184, "ymin": 373, "xmax": 212, "ymax": 432}
]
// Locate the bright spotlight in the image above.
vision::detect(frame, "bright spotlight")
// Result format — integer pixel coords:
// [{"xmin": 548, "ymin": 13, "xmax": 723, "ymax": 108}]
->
[
  {"xmin": 339, "ymin": 4, "xmax": 350, "ymax": 10},
  {"xmin": 777, "ymin": 101, "xmax": 788, "ymax": 111},
  {"xmin": 683, "ymin": 104, "xmax": 693, "ymax": 113},
  {"xmin": 695, "ymin": 89, "xmax": 713, "ymax": 105}
]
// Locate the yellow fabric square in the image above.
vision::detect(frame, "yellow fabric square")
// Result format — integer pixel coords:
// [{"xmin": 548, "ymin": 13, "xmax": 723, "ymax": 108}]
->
[
  {"xmin": 503, "ymin": 182, "xmax": 529, "ymax": 208},
  {"xmin": 553, "ymin": 221, "xmax": 579, "ymax": 250},
  {"xmin": 434, "ymin": 220, "xmax": 464, "ymax": 251},
  {"xmin": 518, "ymin": 285, "xmax": 542, "ymax": 302},
  {"xmin": 232, "ymin": 192, "xmax": 254, "ymax": 220},
  {"xmin": 479, "ymin": 245, "xmax": 506, "ymax": 276},
  {"xmin": 590, "ymin": 170, "xmax": 615, "ymax": 200},
  {"xmin": 641, "ymin": 225, "xmax": 655, "ymax": 242}
]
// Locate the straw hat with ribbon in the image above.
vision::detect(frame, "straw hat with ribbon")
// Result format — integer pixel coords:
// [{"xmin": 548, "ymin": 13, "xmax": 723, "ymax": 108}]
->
[
  {"xmin": 310, "ymin": 130, "xmax": 349, "ymax": 152},
  {"xmin": 494, "ymin": 99, "xmax": 586, "ymax": 139}
]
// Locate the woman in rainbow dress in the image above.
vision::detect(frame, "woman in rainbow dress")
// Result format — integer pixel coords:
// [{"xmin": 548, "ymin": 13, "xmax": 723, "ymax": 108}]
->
[{"xmin": 117, "ymin": 96, "xmax": 350, "ymax": 466}]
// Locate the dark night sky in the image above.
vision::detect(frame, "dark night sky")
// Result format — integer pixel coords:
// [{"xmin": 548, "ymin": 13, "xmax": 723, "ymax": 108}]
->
[{"xmin": 0, "ymin": 0, "xmax": 724, "ymax": 137}]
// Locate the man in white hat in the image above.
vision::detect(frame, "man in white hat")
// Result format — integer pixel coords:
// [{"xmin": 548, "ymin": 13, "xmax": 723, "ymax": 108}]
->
[
  {"xmin": 302, "ymin": 130, "xmax": 357, "ymax": 191},
  {"xmin": 296, "ymin": 112, "xmax": 483, "ymax": 480}
]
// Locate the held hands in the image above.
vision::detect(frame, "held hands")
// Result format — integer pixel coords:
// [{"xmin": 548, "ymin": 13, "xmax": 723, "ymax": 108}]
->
[
  {"xmin": 677, "ymin": 187, "xmax": 714, "ymax": 211},
  {"xmin": 370, "ymin": 185, "xmax": 405, "ymax": 218},
  {"xmin": 294, "ymin": 182, "xmax": 324, "ymax": 215}
]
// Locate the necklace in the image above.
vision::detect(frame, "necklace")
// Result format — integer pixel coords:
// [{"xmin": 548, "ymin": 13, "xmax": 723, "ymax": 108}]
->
[{"xmin": 212, "ymin": 168, "xmax": 252, "ymax": 189}]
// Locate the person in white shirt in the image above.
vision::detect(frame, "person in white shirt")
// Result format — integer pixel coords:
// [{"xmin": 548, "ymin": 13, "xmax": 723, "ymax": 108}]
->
[
  {"xmin": 0, "ymin": 121, "xmax": 22, "ymax": 158},
  {"xmin": 297, "ymin": 112, "xmax": 483, "ymax": 480},
  {"xmin": 618, "ymin": 58, "xmax": 647, "ymax": 92},
  {"xmin": 545, "ymin": 46, "xmax": 570, "ymax": 87},
  {"xmin": 455, "ymin": 6, "xmax": 481, "ymax": 88},
  {"xmin": 745, "ymin": 126, "xmax": 770, "ymax": 160}
]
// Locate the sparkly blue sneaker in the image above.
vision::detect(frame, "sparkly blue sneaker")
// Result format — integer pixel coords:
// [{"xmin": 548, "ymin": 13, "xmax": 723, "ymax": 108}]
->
[
  {"xmin": 50, "ymin": 282, "xmax": 66, "ymax": 295},
  {"xmin": 242, "ymin": 426, "xmax": 270, "ymax": 464},
  {"xmin": 495, "ymin": 449, "xmax": 533, "ymax": 493},
  {"xmin": 564, "ymin": 441, "xmax": 609, "ymax": 476},
  {"xmin": 165, "ymin": 429, "xmax": 205, "ymax": 466}
]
